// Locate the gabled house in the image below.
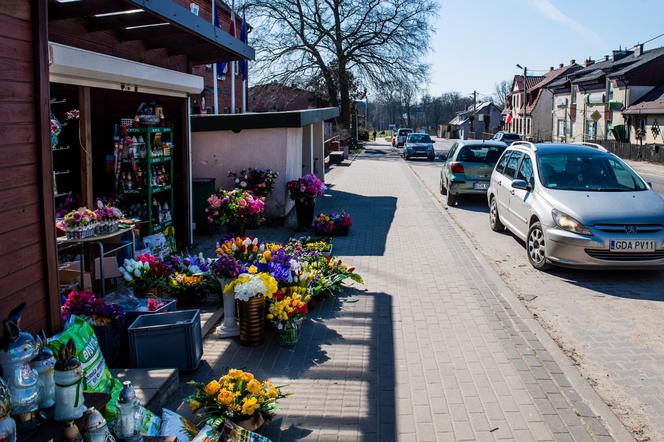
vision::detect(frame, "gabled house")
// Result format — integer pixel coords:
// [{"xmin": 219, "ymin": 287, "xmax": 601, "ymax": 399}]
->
[
  {"xmin": 623, "ymin": 85, "xmax": 664, "ymax": 144},
  {"xmin": 503, "ymin": 61, "xmax": 581, "ymax": 141},
  {"xmin": 548, "ymin": 45, "xmax": 664, "ymax": 143},
  {"xmin": 448, "ymin": 102, "xmax": 502, "ymax": 139}
]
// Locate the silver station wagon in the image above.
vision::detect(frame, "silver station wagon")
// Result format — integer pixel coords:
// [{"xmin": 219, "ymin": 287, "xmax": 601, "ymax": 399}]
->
[{"xmin": 487, "ymin": 142, "xmax": 664, "ymax": 270}]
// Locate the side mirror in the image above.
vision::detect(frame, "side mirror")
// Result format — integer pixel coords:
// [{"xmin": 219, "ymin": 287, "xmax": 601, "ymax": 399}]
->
[
  {"xmin": 647, "ymin": 182, "xmax": 653, "ymax": 188},
  {"xmin": 511, "ymin": 179, "xmax": 531, "ymax": 191}
]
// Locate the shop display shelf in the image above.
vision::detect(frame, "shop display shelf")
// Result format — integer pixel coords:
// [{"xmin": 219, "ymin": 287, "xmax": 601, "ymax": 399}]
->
[
  {"xmin": 122, "ymin": 184, "xmax": 171, "ymax": 195},
  {"xmin": 151, "ymin": 220, "xmax": 173, "ymax": 233},
  {"xmin": 127, "ymin": 126, "xmax": 172, "ymax": 134}
]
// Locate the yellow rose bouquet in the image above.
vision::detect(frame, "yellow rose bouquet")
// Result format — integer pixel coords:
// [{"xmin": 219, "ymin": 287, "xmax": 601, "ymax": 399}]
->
[{"xmin": 185, "ymin": 369, "xmax": 288, "ymax": 428}]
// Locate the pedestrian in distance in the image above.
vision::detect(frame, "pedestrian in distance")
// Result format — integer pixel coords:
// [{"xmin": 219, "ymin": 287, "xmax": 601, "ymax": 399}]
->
[{"xmin": 372, "ymin": 130, "xmax": 377, "ymax": 141}]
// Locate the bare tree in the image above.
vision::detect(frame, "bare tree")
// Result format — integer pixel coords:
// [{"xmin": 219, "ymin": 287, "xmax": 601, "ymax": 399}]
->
[
  {"xmin": 494, "ymin": 80, "xmax": 511, "ymax": 109},
  {"xmin": 241, "ymin": 0, "xmax": 438, "ymax": 131}
]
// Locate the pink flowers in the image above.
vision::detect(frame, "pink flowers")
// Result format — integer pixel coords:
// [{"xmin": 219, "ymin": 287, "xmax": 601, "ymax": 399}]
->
[
  {"xmin": 205, "ymin": 188, "xmax": 265, "ymax": 227},
  {"xmin": 208, "ymin": 194, "xmax": 222, "ymax": 208},
  {"xmin": 288, "ymin": 173, "xmax": 326, "ymax": 202}
]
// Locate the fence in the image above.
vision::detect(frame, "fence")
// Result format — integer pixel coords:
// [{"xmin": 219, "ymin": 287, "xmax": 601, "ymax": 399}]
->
[
  {"xmin": 466, "ymin": 132, "xmax": 495, "ymax": 140},
  {"xmin": 602, "ymin": 140, "xmax": 664, "ymax": 163}
]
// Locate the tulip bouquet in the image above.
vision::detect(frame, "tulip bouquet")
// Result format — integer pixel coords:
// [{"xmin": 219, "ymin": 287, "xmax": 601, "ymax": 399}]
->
[
  {"xmin": 308, "ymin": 255, "xmax": 364, "ymax": 298},
  {"xmin": 216, "ymin": 237, "xmax": 266, "ymax": 263},
  {"xmin": 206, "ymin": 189, "xmax": 265, "ymax": 229},
  {"xmin": 186, "ymin": 369, "xmax": 288, "ymax": 428},
  {"xmin": 63, "ymin": 207, "xmax": 98, "ymax": 239},
  {"xmin": 120, "ymin": 253, "xmax": 171, "ymax": 295},
  {"xmin": 313, "ymin": 212, "xmax": 352, "ymax": 236},
  {"xmin": 286, "ymin": 173, "xmax": 326, "ymax": 202},
  {"xmin": 61, "ymin": 290, "xmax": 125, "ymax": 326},
  {"xmin": 229, "ymin": 168, "xmax": 279, "ymax": 198}
]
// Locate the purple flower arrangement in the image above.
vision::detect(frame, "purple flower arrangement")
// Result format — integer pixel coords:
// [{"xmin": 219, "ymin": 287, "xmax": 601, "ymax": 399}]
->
[
  {"xmin": 61, "ymin": 290, "xmax": 125, "ymax": 326},
  {"xmin": 212, "ymin": 256, "xmax": 245, "ymax": 280},
  {"xmin": 287, "ymin": 173, "xmax": 326, "ymax": 202}
]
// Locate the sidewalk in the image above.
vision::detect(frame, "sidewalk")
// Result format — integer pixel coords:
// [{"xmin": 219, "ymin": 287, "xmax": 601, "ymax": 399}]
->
[{"xmin": 182, "ymin": 145, "xmax": 619, "ymax": 441}]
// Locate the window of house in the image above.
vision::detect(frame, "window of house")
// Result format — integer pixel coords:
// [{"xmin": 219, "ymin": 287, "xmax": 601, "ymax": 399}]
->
[
  {"xmin": 571, "ymin": 87, "xmax": 577, "ymax": 104},
  {"xmin": 608, "ymin": 82, "xmax": 614, "ymax": 101},
  {"xmin": 526, "ymin": 118, "xmax": 530, "ymax": 136},
  {"xmin": 557, "ymin": 120, "xmax": 566, "ymax": 138},
  {"xmin": 586, "ymin": 121, "xmax": 597, "ymax": 140}
]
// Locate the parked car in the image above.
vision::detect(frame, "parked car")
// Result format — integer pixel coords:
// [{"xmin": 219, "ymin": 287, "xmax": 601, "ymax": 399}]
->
[
  {"xmin": 403, "ymin": 133, "xmax": 435, "ymax": 160},
  {"xmin": 395, "ymin": 128, "xmax": 413, "ymax": 147},
  {"xmin": 487, "ymin": 142, "xmax": 664, "ymax": 270},
  {"xmin": 440, "ymin": 140, "xmax": 507, "ymax": 206},
  {"xmin": 492, "ymin": 131, "xmax": 521, "ymax": 144}
]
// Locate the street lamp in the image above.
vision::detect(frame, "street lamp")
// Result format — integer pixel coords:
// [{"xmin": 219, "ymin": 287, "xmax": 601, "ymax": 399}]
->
[{"xmin": 516, "ymin": 64, "xmax": 527, "ymax": 140}]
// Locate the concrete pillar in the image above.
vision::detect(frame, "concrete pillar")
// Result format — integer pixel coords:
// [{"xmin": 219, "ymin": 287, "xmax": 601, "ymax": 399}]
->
[
  {"xmin": 313, "ymin": 121, "xmax": 325, "ymax": 180},
  {"xmin": 302, "ymin": 124, "xmax": 313, "ymax": 174}
]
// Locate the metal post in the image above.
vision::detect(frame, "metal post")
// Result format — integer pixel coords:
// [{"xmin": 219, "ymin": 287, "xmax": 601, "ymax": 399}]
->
[
  {"xmin": 212, "ymin": 0, "xmax": 219, "ymax": 114},
  {"xmin": 523, "ymin": 67, "xmax": 528, "ymax": 140}
]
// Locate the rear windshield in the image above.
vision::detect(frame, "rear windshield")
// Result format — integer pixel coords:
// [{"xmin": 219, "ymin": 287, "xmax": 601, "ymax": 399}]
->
[
  {"xmin": 398, "ymin": 129, "xmax": 413, "ymax": 135},
  {"xmin": 503, "ymin": 134, "xmax": 520, "ymax": 141},
  {"xmin": 456, "ymin": 145, "xmax": 506, "ymax": 164},
  {"xmin": 537, "ymin": 153, "xmax": 648, "ymax": 191},
  {"xmin": 408, "ymin": 134, "xmax": 432, "ymax": 143}
]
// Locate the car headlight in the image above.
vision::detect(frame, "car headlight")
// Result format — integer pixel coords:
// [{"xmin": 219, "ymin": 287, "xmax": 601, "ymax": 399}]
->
[{"xmin": 552, "ymin": 209, "xmax": 592, "ymax": 236}]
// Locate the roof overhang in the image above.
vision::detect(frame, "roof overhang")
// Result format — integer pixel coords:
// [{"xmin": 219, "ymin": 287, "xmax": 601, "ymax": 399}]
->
[
  {"xmin": 191, "ymin": 108, "xmax": 340, "ymax": 132},
  {"xmin": 49, "ymin": 42, "xmax": 204, "ymax": 97},
  {"xmin": 48, "ymin": 0, "xmax": 254, "ymax": 64}
]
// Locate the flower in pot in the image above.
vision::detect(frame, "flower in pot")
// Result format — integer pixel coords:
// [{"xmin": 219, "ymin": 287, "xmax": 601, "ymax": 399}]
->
[
  {"xmin": 215, "ymin": 236, "xmax": 265, "ymax": 263},
  {"xmin": 206, "ymin": 189, "xmax": 265, "ymax": 235},
  {"xmin": 63, "ymin": 207, "xmax": 98, "ymax": 239},
  {"xmin": 314, "ymin": 211, "xmax": 352, "ymax": 236},
  {"xmin": 93, "ymin": 199, "xmax": 123, "ymax": 234},
  {"xmin": 287, "ymin": 173, "xmax": 326, "ymax": 228},
  {"xmin": 119, "ymin": 253, "xmax": 172, "ymax": 296},
  {"xmin": 223, "ymin": 272, "xmax": 278, "ymax": 346},
  {"xmin": 211, "ymin": 256, "xmax": 245, "ymax": 338},
  {"xmin": 185, "ymin": 369, "xmax": 288, "ymax": 431}
]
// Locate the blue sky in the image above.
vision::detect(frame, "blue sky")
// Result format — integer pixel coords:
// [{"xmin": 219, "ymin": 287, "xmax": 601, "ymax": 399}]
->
[{"xmin": 427, "ymin": 0, "xmax": 664, "ymax": 98}]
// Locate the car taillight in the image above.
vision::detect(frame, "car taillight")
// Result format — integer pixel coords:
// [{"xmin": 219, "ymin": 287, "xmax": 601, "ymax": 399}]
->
[{"xmin": 450, "ymin": 162, "xmax": 464, "ymax": 174}]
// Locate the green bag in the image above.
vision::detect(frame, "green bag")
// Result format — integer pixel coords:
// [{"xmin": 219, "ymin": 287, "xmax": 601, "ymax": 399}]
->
[{"xmin": 49, "ymin": 316, "xmax": 122, "ymax": 419}]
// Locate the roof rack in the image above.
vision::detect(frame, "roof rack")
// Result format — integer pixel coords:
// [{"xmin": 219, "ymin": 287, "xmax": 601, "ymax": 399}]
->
[
  {"xmin": 575, "ymin": 142, "xmax": 608, "ymax": 152},
  {"xmin": 510, "ymin": 141, "xmax": 537, "ymax": 151}
]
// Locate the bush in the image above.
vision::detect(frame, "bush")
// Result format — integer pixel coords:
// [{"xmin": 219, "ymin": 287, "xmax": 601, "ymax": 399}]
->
[{"xmin": 358, "ymin": 128, "xmax": 370, "ymax": 141}]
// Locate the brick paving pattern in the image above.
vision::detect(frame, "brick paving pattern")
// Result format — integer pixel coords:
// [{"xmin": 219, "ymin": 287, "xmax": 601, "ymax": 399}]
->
[{"xmin": 184, "ymin": 148, "xmax": 614, "ymax": 441}]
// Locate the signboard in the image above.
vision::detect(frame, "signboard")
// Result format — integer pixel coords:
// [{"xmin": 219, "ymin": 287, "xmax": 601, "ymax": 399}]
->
[{"xmin": 591, "ymin": 110, "xmax": 601, "ymax": 122}]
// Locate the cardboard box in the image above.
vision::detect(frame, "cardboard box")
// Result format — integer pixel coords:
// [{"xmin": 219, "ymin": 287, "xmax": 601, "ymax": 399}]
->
[
  {"xmin": 94, "ymin": 256, "xmax": 122, "ymax": 280},
  {"xmin": 58, "ymin": 261, "xmax": 92, "ymax": 288}
]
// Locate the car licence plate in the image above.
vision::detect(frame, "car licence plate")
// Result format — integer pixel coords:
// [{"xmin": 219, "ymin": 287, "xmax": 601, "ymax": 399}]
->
[
  {"xmin": 473, "ymin": 182, "xmax": 489, "ymax": 190},
  {"xmin": 609, "ymin": 239, "xmax": 657, "ymax": 252}
]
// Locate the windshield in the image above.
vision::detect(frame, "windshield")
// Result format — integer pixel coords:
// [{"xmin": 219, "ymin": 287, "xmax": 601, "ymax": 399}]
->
[
  {"xmin": 408, "ymin": 135, "xmax": 432, "ymax": 143},
  {"xmin": 398, "ymin": 129, "xmax": 412, "ymax": 135},
  {"xmin": 456, "ymin": 145, "xmax": 506, "ymax": 164},
  {"xmin": 537, "ymin": 153, "xmax": 648, "ymax": 191}
]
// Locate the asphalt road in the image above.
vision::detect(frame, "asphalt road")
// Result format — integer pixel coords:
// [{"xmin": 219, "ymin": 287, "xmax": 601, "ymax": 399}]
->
[{"xmin": 384, "ymin": 137, "xmax": 664, "ymax": 440}]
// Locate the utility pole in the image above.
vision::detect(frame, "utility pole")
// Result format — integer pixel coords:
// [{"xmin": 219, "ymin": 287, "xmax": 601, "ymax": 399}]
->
[
  {"xmin": 523, "ymin": 67, "xmax": 528, "ymax": 140},
  {"xmin": 471, "ymin": 90, "xmax": 477, "ymax": 133}
]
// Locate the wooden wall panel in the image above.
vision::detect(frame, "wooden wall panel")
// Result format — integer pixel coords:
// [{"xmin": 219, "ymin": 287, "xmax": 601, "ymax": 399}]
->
[{"xmin": 0, "ymin": 2, "xmax": 53, "ymax": 334}]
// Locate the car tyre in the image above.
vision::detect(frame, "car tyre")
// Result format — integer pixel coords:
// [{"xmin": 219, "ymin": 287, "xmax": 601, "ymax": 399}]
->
[
  {"xmin": 447, "ymin": 193, "xmax": 458, "ymax": 206},
  {"xmin": 527, "ymin": 221, "xmax": 551, "ymax": 270},
  {"xmin": 440, "ymin": 177, "xmax": 447, "ymax": 195},
  {"xmin": 428, "ymin": 154, "xmax": 435, "ymax": 161},
  {"xmin": 489, "ymin": 197, "xmax": 504, "ymax": 231}
]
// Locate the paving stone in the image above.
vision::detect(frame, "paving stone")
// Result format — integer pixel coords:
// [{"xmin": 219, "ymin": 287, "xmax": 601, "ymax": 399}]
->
[{"xmin": 182, "ymin": 146, "xmax": 614, "ymax": 441}]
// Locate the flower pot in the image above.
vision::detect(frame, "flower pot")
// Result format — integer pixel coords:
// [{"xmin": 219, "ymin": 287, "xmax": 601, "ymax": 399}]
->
[
  {"xmin": 278, "ymin": 323, "xmax": 299, "ymax": 346},
  {"xmin": 236, "ymin": 412, "xmax": 265, "ymax": 432},
  {"xmin": 226, "ymin": 222, "xmax": 246, "ymax": 237},
  {"xmin": 295, "ymin": 199, "xmax": 315, "ymax": 228},
  {"xmin": 237, "ymin": 296, "xmax": 266, "ymax": 346}
]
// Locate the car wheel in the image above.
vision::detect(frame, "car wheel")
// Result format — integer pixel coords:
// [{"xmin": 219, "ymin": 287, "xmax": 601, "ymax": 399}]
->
[
  {"xmin": 489, "ymin": 197, "xmax": 504, "ymax": 231},
  {"xmin": 440, "ymin": 177, "xmax": 447, "ymax": 195},
  {"xmin": 527, "ymin": 221, "xmax": 551, "ymax": 270},
  {"xmin": 447, "ymin": 193, "xmax": 458, "ymax": 206},
  {"xmin": 405, "ymin": 155, "xmax": 410, "ymax": 160}
]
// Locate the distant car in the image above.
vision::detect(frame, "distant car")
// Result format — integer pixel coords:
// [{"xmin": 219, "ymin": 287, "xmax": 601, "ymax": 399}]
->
[
  {"xmin": 492, "ymin": 132, "xmax": 521, "ymax": 144},
  {"xmin": 403, "ymin": 133, "xmax": 435, "ymax": 160},
  {"xmin": 488, "ymin": 142, "xmax": 664, "ymax": 270},
  {"xmin": 395, "ymin": 128, "xmax": 413, "ymax": 147},
  {"xmin": 440, "ymin": 140, "xmax": 507, "ymax": 206}
]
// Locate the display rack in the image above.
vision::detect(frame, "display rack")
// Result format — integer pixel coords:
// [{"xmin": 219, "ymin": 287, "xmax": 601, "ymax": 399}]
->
[{"xmin": 117, "ymin": 126, "xmax": 175, "ymax": 235}]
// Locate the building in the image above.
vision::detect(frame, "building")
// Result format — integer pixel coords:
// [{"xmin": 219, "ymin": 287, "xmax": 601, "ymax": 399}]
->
[
  {"xmin": 548, "ymin": 45, "xmax": 664, "ymax": 143},
  {"xmin": 503, "ymin": 61, "xmax": 581, "ymax": 141},
  {"xmin": 0, "ymin": 0, "xmax": 253, "ymax": 333},
  {"xmin": 447, "ymin": 102, "xmax": 502, "ymax": 139},
  {"xmin": 623, "ymin": 85, "xmax": 664, "ymax": 144},
  {"xmin": 250, "ymin": 84, "xmax": 329, "ymax": 112}
]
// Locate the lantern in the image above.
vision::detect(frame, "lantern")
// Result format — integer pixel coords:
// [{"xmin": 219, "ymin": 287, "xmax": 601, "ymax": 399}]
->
[
  {"xmin": 113, "ymin": 381, "xmax": 142, "ymax": 442},
  {"xmin": 82, "ymin": 407, "xmax": 115, "ymax": 442},
  {"xmin": 0, "ymin": 377, "xmax": 17, "ymax": 442}
]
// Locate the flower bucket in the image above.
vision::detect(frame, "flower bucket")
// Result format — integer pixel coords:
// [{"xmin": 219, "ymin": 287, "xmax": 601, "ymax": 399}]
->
[
  {"xmin": 278, "ymin": 323, "xmax": 299, "ymax": 346},
  {"xmin": 238, "ymin": 296, "xmax": 266, "ymax": 346},
  {"xmin": 295, "ymin": 199, "xmax": 315, "ymax": 228},
  {"xmin": 236, "ymin": 412, "xmax": 265, "ymax": 432}
]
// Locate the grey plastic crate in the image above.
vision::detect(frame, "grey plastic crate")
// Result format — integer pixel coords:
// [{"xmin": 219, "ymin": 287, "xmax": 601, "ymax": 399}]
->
[{"xmin": 128, "ymin": 309, "xmax": 203, "ymax": 371}]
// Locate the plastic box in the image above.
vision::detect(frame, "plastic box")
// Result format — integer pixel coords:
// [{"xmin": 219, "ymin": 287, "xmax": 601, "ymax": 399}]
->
[
  {"xmin": 128, "ymin": 309, "xmax": 203, "ymax": 371},
  {"xmin": 124, "ymin": 298, "xmax": 177, "ymax": 327}
]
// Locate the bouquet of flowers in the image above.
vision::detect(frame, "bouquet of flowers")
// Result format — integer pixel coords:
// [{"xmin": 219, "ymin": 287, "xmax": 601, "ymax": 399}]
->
[
  {"xmin": 206, "ymin": 189, "xmax": 265, "ymax": 228},
  {"xmin": 229, "ymin": 168, "xmax": 279, "ymax": 198},
  {"xmin": 169, "ymin": 273, "xmax": 213, "ymax": 304},
  {"xmin": 308, "ymin": 255, "xmax": 364, "ymax": 298},
  {"xmin": 61, "ymin": 290, "xmax": 125, "ymax": 326},
  {"xmin": 224, "ymin": 272, "xmax": 278, "ymax": 302},
  {"xmin": 56, "ymin": 194, "xmax": 77, "ymax": 218},
  {"xmin": 168, "ymin": 253, "xmax": 213, "ymax": 275},
  {"xmin": 211, "ymin": 255, "xmax": 245, "ymax": 285},
  {"xmin": 216, "ymin": 237, "xmax": 266, "ymax": 263},
  {"xmin": 313, "ymin": 212, "xmax": 352, "ymax": 236},
  {"xmin": 186, "ymin": 369, "xmax": 288, "ymax": 426},
  {"xmin": 267, "ymin": 288, "xmax": 309, "ymax": 327},
  {"xmin": 286, "ymin": 173, "xmax": 326, "ymax": 202},
  {"xmin": 63, "ymin": 207, "xmax": 98, "ymax": 239},
  {"xmin": 120, "ymin": 253, "xmax": 172, "ymax": 295}
]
